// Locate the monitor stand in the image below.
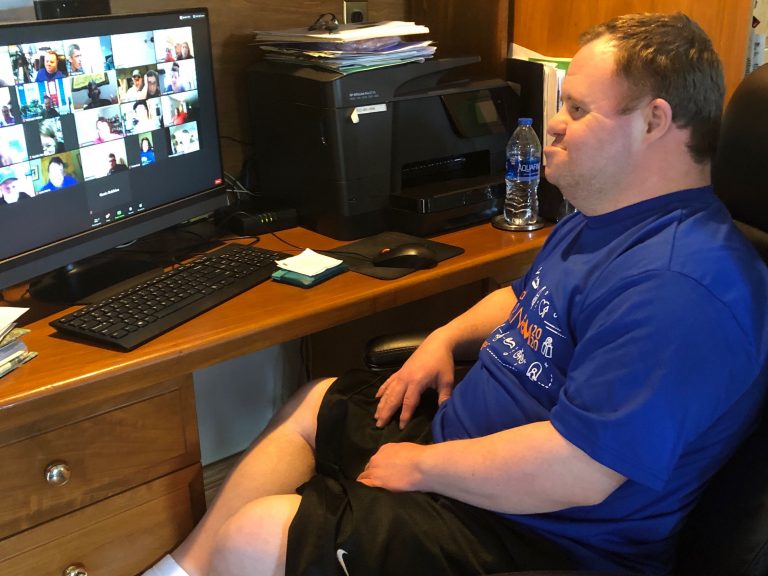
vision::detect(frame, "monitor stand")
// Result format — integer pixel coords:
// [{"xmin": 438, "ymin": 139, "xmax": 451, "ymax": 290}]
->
[
  {"xmin": 29, "ymin": 256, "xmax": 162, "ymax": 304},
  {"xmin": 28, "ymin": 219, "xmax": 222, "ymax": 305}
]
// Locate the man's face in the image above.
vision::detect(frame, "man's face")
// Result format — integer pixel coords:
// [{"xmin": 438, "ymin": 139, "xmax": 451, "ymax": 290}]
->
[
  {"xmin": 48, "ymin": 162, "xmax": 64, "ymax": 187},
  {"xmin": 544, "ymin": 37, "xmax": 649, "ymax": 215},
  {"xmin": 109, "ymin": 155, "xmax": 116, "ymax": 167},
  {"xmin": 133, "ymin": 74, "xmax": 143, "ymax": 88},
  {"xmin": 171, "ymin": 68, "xmax": 180, "ymax": 87},
  {"xmin": 70, "ymin": 49, "xmax": 82, "ymax": 70},
  {"xmin": 44, "ymin": 53, "xmax": 58, "ymax": 74},
  {"xmin": 1, "ymin": 179, "xmax": 18, "ymax": 202},
  {"xmin": 89, "ymin": 85, "xmax": 100, "ymax": 99}
]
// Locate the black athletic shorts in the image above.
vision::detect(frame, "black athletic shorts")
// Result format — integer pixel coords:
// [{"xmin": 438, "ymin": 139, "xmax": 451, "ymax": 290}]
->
[{"xmin": 285, "ymin": 369, "xmax": 576, "ymax": 576}]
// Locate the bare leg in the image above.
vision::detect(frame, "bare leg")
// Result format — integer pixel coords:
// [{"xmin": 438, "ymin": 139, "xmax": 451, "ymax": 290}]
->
[
  {"xmin": 172, "ymin": 377, "xmax": 336, "ymax": 576},
  {"xmin": 209, "ymin": 494, "xmax": 301, "ymax": 576}
]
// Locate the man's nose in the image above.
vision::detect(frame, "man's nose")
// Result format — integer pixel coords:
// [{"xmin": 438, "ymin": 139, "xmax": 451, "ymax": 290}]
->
[{"xmin": 547, "ymin": 107, "xmax": 567, "ymax": 140}]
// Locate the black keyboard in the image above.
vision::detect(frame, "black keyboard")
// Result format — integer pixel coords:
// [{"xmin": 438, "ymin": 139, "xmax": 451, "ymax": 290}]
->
[{"xmin": 50, "ymin": 243, "xmax": 289, "ymax": 351}]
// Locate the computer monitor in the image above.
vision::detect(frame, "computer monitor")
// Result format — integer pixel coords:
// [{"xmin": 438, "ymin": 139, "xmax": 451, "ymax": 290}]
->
[{"xmin": 0, "ymin": 7, "xmax": 226, "ymax": 299}]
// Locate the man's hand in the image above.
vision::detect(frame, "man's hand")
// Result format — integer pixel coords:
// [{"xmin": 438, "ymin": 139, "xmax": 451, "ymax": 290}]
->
[
  {"xmin": 357, "ymin": 442, "xmax": 427, "ymax": 491},
  {"xmin": 374, "ymin": 331, "xmax": 456, "ymax": 429}
]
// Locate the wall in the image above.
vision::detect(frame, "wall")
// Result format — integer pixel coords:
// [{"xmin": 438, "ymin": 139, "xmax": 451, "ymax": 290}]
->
[{"xmin": 512, "ymin": 0, "xmax": 752, "ymax": 104}]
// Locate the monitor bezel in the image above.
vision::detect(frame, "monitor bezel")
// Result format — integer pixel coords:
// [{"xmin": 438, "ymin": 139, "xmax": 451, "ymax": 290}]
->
[{"xmin": 0, "ymin": 6, "xmax": 227, "ymax": 292}]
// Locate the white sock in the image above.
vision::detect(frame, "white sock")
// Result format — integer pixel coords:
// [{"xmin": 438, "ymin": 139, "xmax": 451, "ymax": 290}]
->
[{"xmin": 142, "ymin": 555, "xmax": 190, "ymax": 576}]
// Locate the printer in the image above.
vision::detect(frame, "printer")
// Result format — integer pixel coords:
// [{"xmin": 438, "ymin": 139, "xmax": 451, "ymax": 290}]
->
[{"xmin": 247, "ymin": 57, "xmax": 520, "ymax": 240}]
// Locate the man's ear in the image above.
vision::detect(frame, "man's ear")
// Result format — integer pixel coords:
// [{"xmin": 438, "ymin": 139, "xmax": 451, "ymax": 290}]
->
[{"xmin": 644, "ymin": 98, "xmax": 673, "ymax": 141}]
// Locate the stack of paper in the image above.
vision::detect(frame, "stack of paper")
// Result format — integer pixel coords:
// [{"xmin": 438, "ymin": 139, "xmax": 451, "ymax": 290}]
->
[
  {"xmin": 253, "ymin": 21, "xmax": 435, "ymax": 74},
  {"xmin": 0, "ymin": 307, "xmax": 36, "ymax": 379}
]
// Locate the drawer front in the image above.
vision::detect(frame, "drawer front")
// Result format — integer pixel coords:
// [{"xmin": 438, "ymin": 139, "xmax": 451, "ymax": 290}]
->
[
  {"xmin": 0, "ymin": 387, "xmax": 199, "ymax": 536},
  {"xmin": 0, "ymin": 464, "xmax": 204, "ymax": 576}
]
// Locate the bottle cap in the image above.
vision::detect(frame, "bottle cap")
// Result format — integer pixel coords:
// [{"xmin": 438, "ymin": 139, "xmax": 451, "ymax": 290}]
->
[{"xmin": 518, "ymin": 117, "xmax": 533, "ymax": 126}]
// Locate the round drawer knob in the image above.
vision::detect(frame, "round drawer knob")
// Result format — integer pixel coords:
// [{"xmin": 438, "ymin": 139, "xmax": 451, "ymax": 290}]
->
[
  {"xmin": 45, "ymin": 462, "xmax": 72, "ymax": 487},
  {"xmin": 63, "ymin": 564, "xmax": 87, "ymax": 576}
]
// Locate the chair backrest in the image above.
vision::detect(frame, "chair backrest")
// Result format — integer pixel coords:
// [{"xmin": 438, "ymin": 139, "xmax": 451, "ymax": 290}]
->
[{"xmin": 674, "ymin": 63, "xmax": 768, "ymax": 576}]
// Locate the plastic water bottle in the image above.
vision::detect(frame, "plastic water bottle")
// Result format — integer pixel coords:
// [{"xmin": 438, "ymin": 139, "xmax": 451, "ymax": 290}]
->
[{"xmin": 502, "ymin": 117, "xmax": 542, "ymax": 229}]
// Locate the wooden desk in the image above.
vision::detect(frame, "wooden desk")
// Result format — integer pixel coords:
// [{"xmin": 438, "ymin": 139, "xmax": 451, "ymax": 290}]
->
[{"xmin": 0, "ymin": 223, "xmax": 548, "ymax": 575}]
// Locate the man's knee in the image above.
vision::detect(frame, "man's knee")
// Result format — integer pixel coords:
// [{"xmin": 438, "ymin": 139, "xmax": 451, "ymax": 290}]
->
[
  {"xmin": 210, "ymin": 494, "xmax": 301, "ymax": 576},
  {"xmin": 266, "ymin": 377, "xmax": 336, "ymax": 447}
]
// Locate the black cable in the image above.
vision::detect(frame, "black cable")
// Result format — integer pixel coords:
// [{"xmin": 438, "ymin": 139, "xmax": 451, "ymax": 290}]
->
[{"xmin": 269, "ymin": 232, "xmax": 304, "ymax": 251}]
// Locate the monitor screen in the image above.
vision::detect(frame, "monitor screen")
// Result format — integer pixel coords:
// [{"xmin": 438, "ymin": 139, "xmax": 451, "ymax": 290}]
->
[{"xmin": 0, "ymin": 7, "xmax": 225, "ymax": 293}]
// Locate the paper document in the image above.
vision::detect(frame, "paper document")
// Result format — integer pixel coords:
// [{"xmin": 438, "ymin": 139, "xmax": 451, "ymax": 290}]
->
[
  {"xmin": 0, "ymin": 307, "xmax": 28, "ymax": 341},
  {"xmin": 276, "ymin": 249, "xmax": 344, "ymax": 277},
  {"xmin": 253, "ymin": 21, "xmax": 429, "ymax": 44}
]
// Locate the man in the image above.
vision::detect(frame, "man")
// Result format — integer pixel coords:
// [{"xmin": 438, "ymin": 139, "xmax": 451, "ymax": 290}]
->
[
  {"xmin": 66, "ymin": 43, "xmax": 83, "ymax": 75},
  {"xmin": 0, "ymin": 169, "xmax": 32, "ymax": 204},
  {"xmin": 40, "ymin": 157, "xmax": 77, "ymax": 192},
  {"xmin": 41, "ymin": 95, "xmax": 59, "ymax": 119},
  {"xmin": 34, "ymin": 50, "xmax": 64, "ymax": 82},
  {"xmin": 143, "ymin": 13, "xmax": 768, "ymax": 576},
  {"xmin": 107, "ymin": 152, "xmax": 128, "ymax": 175},
  {"xmin": 83, "ymin": 81, "xmax": 112, "ymax": 110},
  {"xmin": 124, "ymin": 69, "xmax": 147, "ymax": 101}
]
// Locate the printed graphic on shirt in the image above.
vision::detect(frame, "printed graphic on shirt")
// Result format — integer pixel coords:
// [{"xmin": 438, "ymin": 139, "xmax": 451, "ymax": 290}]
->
[{"xmin": 482, "ymin": 266, "xmax": 570, "ymax": 393}]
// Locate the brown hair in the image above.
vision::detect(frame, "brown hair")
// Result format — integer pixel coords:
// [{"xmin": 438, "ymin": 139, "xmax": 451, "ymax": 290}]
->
[{"xmin": 581, "ymin": 12, "xmax": 724, "ymax": 164}]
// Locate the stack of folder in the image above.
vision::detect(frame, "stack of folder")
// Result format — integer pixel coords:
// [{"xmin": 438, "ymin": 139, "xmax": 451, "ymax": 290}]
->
[
  {"xmin": 0, "ymin": 307, "xmax": 36, "ymax": 378},
  {"xmin": 252, "ymin": 20, "xmax": 435, "ymax": 75}
]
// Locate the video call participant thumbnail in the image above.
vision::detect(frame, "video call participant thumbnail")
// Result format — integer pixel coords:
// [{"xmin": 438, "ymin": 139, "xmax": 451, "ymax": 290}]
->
[
  {"xmin": 35, "ymin": 50, "xmax": 65, "ymax": 82},
  {"xmin": 39, "ymin": 155, "xmax": 79, "ymax": 193},
  {"xmin": 0, "ymin": 166, "xmax": 33, "ymax": 205}
]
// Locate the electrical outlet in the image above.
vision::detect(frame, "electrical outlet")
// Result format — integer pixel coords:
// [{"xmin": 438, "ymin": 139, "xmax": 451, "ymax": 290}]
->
[{"xmin": 343, "ymin": 1, "xmax": 368, "ymax": 24}]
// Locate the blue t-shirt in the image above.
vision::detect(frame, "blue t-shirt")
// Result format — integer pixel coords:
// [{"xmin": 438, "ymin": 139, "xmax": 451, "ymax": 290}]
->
[
  {"xmin": 432, "ymin": 187, "xmax": 768, "ymax": 575},
  {"xmin": 40, "ymin": 174, "xmax": 77, "ymax": 192}
]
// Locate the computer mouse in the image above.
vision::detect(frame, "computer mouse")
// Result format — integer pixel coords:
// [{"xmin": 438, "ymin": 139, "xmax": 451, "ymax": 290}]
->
[{"xmin": 372, "ymin": 243, "xmax": 438, "ymax": 269}]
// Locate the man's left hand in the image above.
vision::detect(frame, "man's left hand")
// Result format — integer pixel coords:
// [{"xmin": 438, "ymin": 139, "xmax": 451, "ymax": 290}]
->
[{"xmin": 357, "ymin": 442, "xmax": 428, "ymax": 492}]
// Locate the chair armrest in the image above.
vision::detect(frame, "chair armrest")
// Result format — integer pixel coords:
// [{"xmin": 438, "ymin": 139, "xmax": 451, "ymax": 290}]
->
[
  {"xmin": 364, "ymin": 331, "xmax": 429, "ymax": 371},
  {"xmin": 364, "ymin": 331, "xmax": 481, "ymax": 372}
]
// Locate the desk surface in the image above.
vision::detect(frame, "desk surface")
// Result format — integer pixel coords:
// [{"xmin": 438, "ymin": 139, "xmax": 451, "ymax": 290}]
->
[{"xmin": 0, "ymin": 224, "xmax": 548, "ymax": 440}]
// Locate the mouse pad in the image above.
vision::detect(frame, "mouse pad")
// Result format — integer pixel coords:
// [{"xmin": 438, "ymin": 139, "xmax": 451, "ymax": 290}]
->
[{"xmin": 324, "ymin": 231, "xmax": 464, "ymax": 280}]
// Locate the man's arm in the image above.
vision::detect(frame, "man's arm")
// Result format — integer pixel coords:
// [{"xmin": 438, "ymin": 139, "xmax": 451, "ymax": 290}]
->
[
  {"xmin": 358, "ymin": 421, "xmax": 626, "ymax": 513},
  {"xmin": 375, "ymin": 286, "xmax": 518, "ymax": 429}
]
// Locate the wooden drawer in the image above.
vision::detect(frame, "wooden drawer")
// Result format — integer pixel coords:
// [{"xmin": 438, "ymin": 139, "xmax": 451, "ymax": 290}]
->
[
  {"xmin": 0, "ymin": 385, "xmax": 199, "ymax": 536},
  {"xmin": 0, "ymin": 464, "xmax": 204, "ymax": 576}
]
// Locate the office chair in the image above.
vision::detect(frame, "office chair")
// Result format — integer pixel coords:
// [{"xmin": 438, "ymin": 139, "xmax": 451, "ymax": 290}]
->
[{"xmin": 364, "ymin": 63, "xmax": 768, "ymax": 576}]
